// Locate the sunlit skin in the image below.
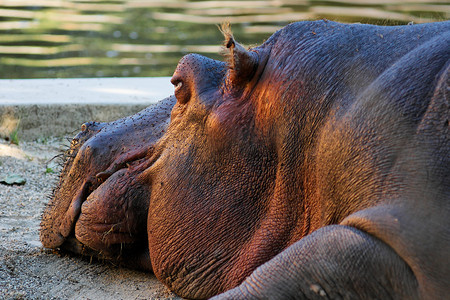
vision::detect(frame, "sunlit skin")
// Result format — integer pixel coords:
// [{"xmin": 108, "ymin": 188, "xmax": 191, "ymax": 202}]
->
[{"xmin": 41, "ymin": 21, "xmax": 449, "ymax": 299}]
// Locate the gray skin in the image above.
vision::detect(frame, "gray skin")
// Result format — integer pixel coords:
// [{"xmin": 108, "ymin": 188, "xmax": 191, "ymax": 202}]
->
[{"xmin": 40, "ymin": 20, "xmax": 449, "ymax": 299}]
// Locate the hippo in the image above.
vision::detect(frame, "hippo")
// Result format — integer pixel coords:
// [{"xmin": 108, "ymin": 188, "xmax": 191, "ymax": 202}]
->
[{"xmin": 40, "ymin": 20, "xmax": 449, "ymax": 299}]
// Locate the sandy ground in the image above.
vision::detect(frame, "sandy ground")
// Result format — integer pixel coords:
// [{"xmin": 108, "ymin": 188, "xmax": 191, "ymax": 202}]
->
[{"xmin": 0, "ymin": 139, "xmax": 179, "ymax": 299}]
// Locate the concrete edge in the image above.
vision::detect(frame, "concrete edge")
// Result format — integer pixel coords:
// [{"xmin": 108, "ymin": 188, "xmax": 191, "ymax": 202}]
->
[{"xmin": 0, "ymin": 77, "xmax": 174, "ymax": 141}]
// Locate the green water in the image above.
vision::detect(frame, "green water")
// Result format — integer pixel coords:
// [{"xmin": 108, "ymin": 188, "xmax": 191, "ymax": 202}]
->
[{"xmin": 0, "ymin": 0, "xmax": 448, "ymax": 79}]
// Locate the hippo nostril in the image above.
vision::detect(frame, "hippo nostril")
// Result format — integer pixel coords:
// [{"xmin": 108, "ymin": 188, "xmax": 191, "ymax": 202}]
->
[{"xmin": 70, "ymin": 138, "xmax": 79, "ymax": 148}]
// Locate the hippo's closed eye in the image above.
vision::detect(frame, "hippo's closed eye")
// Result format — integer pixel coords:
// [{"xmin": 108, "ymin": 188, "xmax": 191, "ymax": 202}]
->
[
  {"xmin": 171, "ymin": 75, "xmax": 190, "ymax": 104},
  {"xmin": 174, "ymin": 80, "xmax": 182, "ymax": 92}
]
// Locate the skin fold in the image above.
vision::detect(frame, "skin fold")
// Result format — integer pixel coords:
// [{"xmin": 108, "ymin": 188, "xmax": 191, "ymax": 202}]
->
[{"xmin": 40, "ymin": 21, "xmax": 449, "ymax": 299}]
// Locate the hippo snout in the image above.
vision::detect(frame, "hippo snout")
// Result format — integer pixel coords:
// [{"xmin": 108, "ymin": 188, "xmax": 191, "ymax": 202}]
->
[{"xmin": 40, "ymin": 96, "xmax": 176, "ymax": 258}]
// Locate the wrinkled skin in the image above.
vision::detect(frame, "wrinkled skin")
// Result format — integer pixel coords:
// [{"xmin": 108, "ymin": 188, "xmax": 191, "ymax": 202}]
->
[{"xmin": 41, "ymin": 21, "xmax": 449, "ymax": 299}]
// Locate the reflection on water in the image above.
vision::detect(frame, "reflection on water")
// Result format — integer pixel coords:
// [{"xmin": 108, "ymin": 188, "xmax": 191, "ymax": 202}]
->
[{"xmin": 0, "ymin": 0, "xmax": 448, "ymax": 79}]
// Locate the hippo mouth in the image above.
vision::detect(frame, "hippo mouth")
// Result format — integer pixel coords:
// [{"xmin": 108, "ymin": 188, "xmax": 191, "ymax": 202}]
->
[
  {"xmin": 55, "ymin": 138, "xmax": 166, "ymax": 261},
  {"xmin": 46, "ymin": 122, "xmax": 178, "ymax": 272},
  {"xmin": 40, "ymin": 96, "xmax": 175, "ymax": 260},
  {"xmin": 58, "ymin": 145, "xmax": 153, "ymax": 240}
]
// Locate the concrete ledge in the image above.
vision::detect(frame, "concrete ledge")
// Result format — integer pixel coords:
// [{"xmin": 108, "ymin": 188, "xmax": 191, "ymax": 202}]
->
[{"xmin": 0, "ymin": 77, "xmax": 173, "ymax": 141}]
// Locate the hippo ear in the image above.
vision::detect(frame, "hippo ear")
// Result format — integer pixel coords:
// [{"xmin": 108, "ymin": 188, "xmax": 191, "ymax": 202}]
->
[{"xmin": 220, "ymin": 23, "xmax": 258, "ymax": 86}]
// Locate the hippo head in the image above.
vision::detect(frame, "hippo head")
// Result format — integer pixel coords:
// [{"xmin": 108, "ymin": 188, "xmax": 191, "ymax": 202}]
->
[{"xmin": 41, "ymin": 23, "xmax": 331, "ymax": 298}]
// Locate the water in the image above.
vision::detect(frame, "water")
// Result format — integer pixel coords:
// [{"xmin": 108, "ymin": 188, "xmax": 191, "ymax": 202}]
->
[{"xmin": 0, "ymin": 0, "xmax": 448, "ymax": 79}]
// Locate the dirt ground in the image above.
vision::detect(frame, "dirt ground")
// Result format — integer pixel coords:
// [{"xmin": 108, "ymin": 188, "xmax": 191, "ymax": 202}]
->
[{"xmin": 0, "ymin": 139, "xmax": 179, "ymax": 299}]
